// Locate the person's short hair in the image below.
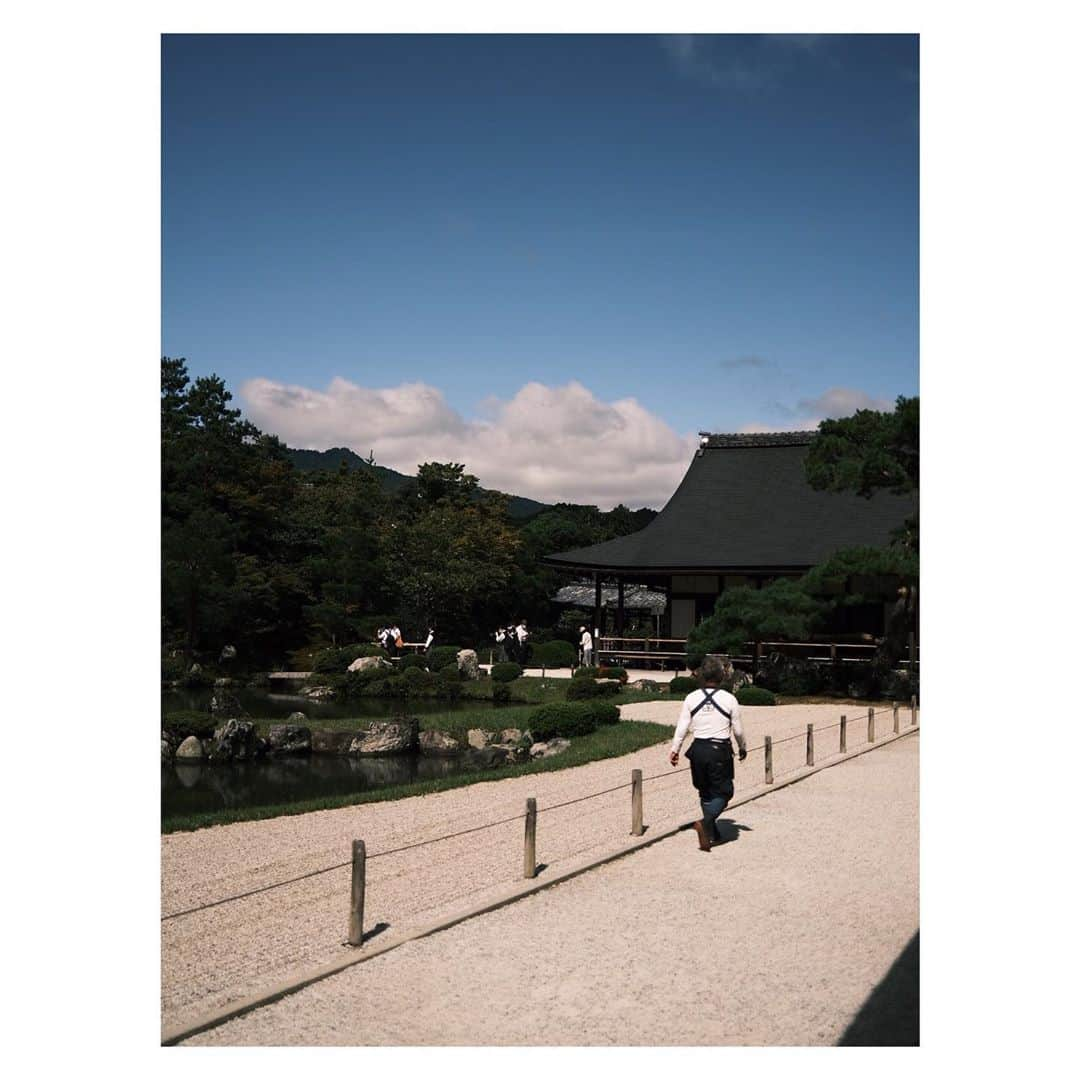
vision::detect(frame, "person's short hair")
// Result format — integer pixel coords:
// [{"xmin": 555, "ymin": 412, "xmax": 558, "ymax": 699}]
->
[{"xmin": 698, "ymin": 654, "xmax": 733, "ymax": 686}]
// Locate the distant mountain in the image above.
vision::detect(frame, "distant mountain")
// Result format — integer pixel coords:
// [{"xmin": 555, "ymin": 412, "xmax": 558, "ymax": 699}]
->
[{"xmin": 285, "ymin": 446, "xmax": 551, "ymax": 519}]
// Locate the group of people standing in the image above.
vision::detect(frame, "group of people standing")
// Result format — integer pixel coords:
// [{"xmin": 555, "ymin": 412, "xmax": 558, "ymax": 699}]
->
[
  {"xmin": 494, "ymin": 620, "xmax": 529, "ymax": 664},
  {"xmin": 376, "ymin": 624, "xmax": 436, "ymax": 658}
]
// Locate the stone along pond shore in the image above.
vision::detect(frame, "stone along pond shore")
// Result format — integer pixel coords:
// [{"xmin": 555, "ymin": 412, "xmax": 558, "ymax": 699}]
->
[{"xmin": 162, "ymin": 700, "xmax": 913, "ymax": 1037}]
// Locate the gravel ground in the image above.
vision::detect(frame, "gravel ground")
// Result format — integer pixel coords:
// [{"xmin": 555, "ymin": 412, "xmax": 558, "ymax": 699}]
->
[
  {"xmin": 162, "ymin": 700, "xmax": 914, "ymax": 1036},
  {"xmin": 186, "ymin": 734, "xmax": 919, "ymax": 1045}
]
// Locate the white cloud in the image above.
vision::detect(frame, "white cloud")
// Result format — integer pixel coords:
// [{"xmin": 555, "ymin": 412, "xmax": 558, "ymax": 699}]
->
[
  {"xmin": 738, "ymin": 386, "xmax": 896, "ymax": 433},
  {"xmin": 241, "ymin": 376, "xmax": 699, "ymax": 510}
]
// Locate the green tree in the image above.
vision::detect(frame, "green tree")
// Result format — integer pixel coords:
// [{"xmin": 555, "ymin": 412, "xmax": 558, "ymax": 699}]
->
[{"xmin": 686, "ymin": 580, "xmax": 824, "ymax": 668}]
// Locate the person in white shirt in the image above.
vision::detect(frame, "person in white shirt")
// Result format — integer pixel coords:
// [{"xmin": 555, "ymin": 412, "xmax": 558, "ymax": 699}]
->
[
  {"xmin": 424, "ymin": 628, "xmax": 435, "ymax": 655},
  {"xmin": 494, "ymin": 626, "xmax": 508, "ymax": 662},
  {"xmin": 669, "ymin": 655, "xmax": 748, "ymax": 852},
  {"xmin": 578, "ymin": 625, "xmax": 593, "ymax": 667},
  {"xmin": 515, "ymin": 620, "xmax": 529, "ymax": 664}
]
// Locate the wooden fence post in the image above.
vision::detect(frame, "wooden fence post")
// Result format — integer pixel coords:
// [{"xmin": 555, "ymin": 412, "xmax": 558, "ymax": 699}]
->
[
  {"xmin": 840, "ymin": 714, "xmax": 847, "ymax": 753},
  {"xmin": 631, "ymin": 769, "xmax": 643, "ymax": 836},
  {"xmin": 348, "ymin": 839, "xmax": 366, "ymax": 947},
  {"xmin": 764, "ymin": 736, "xmax": 773, "ymax": 784},
  {"xmin": 911, "ymin": 695, "xmax": 918, "ymax": 725},
  {"xmin": 523, "ymin": 797, "xmax": 537, "ymax": 879},
  {"xmin": 893, "ymin": 702, "xmax": 900, "ymax": 734},
  {"xmin": 868, "ymin": 707, "xmax": 875, "ymax": 743},
  {"xmin": 806, "ymin": 723, "xmax": 814, "ymax": 767}
]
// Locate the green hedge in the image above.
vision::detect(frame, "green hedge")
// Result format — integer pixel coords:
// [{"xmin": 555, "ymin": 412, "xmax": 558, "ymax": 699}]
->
[
  {"xmin": 566, "ymin": 677, "xmax": 621, "ymax": 701},
  {"xmin": 492, "ymin": 683, "xmax": 512, "ymax": 704},
  {"xmin": 529, "ymin": 701, "xmax": 620, "ymax": 741},
  {"xmin": 491, "ymin": 661, "xmax": 524, "ymax": 683},
  {"xmin": 597, "ymin": 665, "xmax": 628, "ymax": 683},
  {"xmin": 428, "ymin": 645, "xmax": 463, "ymax": 673},
  {"xmin": 532, "ymin": 640, "xmax": 577, "ymax": 668},
  {"xmin": 572, "ymin": 665, "xmax": 600, "ymax": 680},
  {"xmin": 311, "ymin": 643, "xmax": 387, "ymax": 674},
  {"xmin": 668, "ymin": 676, "xmax": 699, "ymax": 695},
  {"xmin": 398, "ymin": 654, "xmax": 428, "ymax": 671},
  {"xmin": 736, "ymin": 685, "xmax": 776, "ymax": 706}
]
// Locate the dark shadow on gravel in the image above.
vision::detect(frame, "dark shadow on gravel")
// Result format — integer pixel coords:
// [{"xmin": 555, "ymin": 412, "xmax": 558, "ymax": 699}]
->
[
  {"xmin": 838, "ymin": 931, "xmax": 919, "ymax": 1045},
  {"xmin": 712, "ymin": 820, "xmax": 752, "ymax": 845}
]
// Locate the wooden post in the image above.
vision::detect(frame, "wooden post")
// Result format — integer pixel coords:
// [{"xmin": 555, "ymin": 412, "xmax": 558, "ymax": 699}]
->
[
  {"xmin": 348, "ymin": 839, "xmax": 366, "ymax": 947},
  {"xmin": 631, "ymin": 768, "xmax": 643, "ymax": 836},
  {"xmin": 523, "ymin": 797, "xmax": 537, "ymax": 879},
  {"xmin": 911, "ymin": 695, "xmax": 918, "ymax": 725},
  {"xmin": 764, "ymin": 736, "xmax": 773, "ymax": 783},
  {"xmin": 893, "ymin": 702, "xmax": 900, "ymax": 734},
  {"xmin": 806, "ymin": 724, "xmax": 814, "ymax": 766},
  {"xmin": 754, "ymin": 641, "xmax": 762, "ymax": 670},
  {"xmin": 868, "ymin": 707, "xmax": 875, "ymax": 743},
  {"xmin": 840, "ymin": 714, "xmax": 847, "ymax": 753}
]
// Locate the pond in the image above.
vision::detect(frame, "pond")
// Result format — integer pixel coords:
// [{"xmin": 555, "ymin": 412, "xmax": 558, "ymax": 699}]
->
[
  {"xmin": 162, "ymin": 752, "xmax": 476, "ymax": 823},
  {"xmin": 161, "ymin": 686, "xmax": 520, "ymax": 824}
]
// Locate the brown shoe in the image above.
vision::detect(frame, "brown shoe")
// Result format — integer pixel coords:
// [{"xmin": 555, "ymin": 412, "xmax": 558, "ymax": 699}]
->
[{"xmin": 692, "ymin": 820, "xmax": 712, "ymax": 852}]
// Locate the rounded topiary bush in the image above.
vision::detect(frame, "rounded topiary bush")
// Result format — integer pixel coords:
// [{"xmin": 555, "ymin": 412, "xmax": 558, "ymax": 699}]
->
[
  {"xmin": 566, "ymin": 677, "xmax": 620, "ymax": 701},
  {"xmin": 533, "ymin": 640, "xmax": 577, "ymax": 669},
  {"xmin": 398, "ymin": 654, "xmax": 428, "ymax": 671},
  {"xmin": 597, "ymin": 665, "xmax": 628, "ymax": 684},
  {"xmin": 572, "ymin": 665, "xmax": 600, "ymax": 680},
  {"xmin": 529, "ymin": 701, "xmax": 621, "ymax": 740},
  {"xmin": 492, "ymin": 682, "xmax": 511, "ymax": 704},
  {"xmin": 736, "ymin": 685, "xmax": 776, "ymax": 706},
  {"xmin": 428, "ymin": 645, "xmax": 463, "ymax": 673},
  {"xmin": 401, "ymin": 666, "xmax": 434, "ymax": 693},
  {"xmin": 312, "ymin": 643, "xmax": 387, "ymax": 674},
  {"xmin": 491, "ymin": 661, "xmax": 523, "ymax": 683},
  {"xmin": 668, "ymin": 676, "xmax": 699, "ymax": 695}
]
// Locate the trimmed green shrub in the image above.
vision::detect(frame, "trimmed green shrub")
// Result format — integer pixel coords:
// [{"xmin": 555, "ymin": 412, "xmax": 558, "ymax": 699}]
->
[
  {"xmin": 438, "ymin": 664, "xmax": 463, "ymax": 699},
  {"xmin": 572, "ymin": 665, "xmax": 600, "ymax": 680},
  {"xmin": 533, "ymin": 640, "xmax": 577, "ymax": 669},
  {"xmin": 162, "ymin": 710, "xmax": 216, "ymax": 740},
  {"xmin": 566, "ymin": 677, "xmax": 621, "ymax": 701},
  {"xmin": 439, "ymin": 662, "xmax": 465, "ymax": 681},
  {"xmin": 401, "ymin": 666, "xmax": 434, "ymax": 692},
  {"xmin": 668, "ymin": 676, "xmax": 699, "ymax": 695},
  {"xmin": 528, "ymin": 701, "xmax": 620, "ymax": 741},
  {"xmin": 492, "ymin": 682, "xmax": 512, "ymax": 704},
  {"xmin": 598, "ymin": 666, "xmax": 628, "ymax": 684},
  {"xmin": 312, "ymin": 643, "xmax": 387, "ymax": 674},
  {"xmin": 398, "ymin": 654, "xmax": 428, "ymax": 671},
  {"xmin": 428, "ymin": 645, "xmax": 463, "ymax": 673},
  {"xmin": 736, "ymin": 685, "xmax": 776, "ymax": 706},
  {"xmin": 491, "ymin": 661, "xmax": 523, "ymax": 683},
  {"xmin": 162, "ymin": 655, "xmax": 187, "ymax": 682}
]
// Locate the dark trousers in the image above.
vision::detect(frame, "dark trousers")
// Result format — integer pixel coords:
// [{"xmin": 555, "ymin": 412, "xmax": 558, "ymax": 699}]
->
[{"xmin": 687, "ymin": 738, "xmax": 735, "ymax": 840}]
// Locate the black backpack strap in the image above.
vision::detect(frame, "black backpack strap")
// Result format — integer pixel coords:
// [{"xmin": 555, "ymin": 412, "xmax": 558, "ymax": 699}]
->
[{"xmin": 690, "ymin": 687, "xmax": 732, "ymax": 720}]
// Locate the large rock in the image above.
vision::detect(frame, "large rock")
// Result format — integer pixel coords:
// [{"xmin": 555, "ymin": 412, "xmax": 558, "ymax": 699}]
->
[
  {"xmin": 457, "ymin": 649, "xmax": 480, "ymax": 680},
  {"xmin": 350, "ymin": 719, "xmax": 419, "ymax": 756},
  {"xmin": 311, "ymin": 730, "xmax": 356, "ymax": 754},
  {"xmin": 731, "ymin": 670, "xmax": 753, "ymax": 692},
  {"xmin": 287, "ymin": 711, "xmax": 308, "ymax": 724},
  {"xmin": 467, "ymin": 728, "xmax": 494, "ymax": 750},
  {"xmin": 175, "ymin": 735, "xmax": 205, "ymax": 760},
  {"xmin": 209, "ymin": 718, "xmax": 257, "ymax": 762},
  {"xmin": 219, "ymin": 644, "xmax": 237, "ymax": 662},
  {"xmin": 348, "ymin": 655, "xmax": 391, "ymax": 673},
  {"xmin": 266, "ymin": 724, "xmax": 312, "ymax": 755},
  {"xmin": 629, "ymin": 679, "xmax": 662, "ymax": 692},
  {"xmin": 419, "ymin": 729, "xmax": 461, "ymax": 755},
  {"xmin": 529, "ymin": 741, "xmax": 548, "ymax": 759},
  {"xmin": 467, "ymin": 746, "xmax": 510, "ymax": 769},
  {"xmin": 542, "ymin": 737, "xmax": 571, "ymax": 758},
  {"xmin": 493, "ymin": 742, "xmax": 529, "ymax": 764},
  {"xmin": 498, "ymin": 728, "xmax": 526, "ymax": 745},
  {"xmin": 300, "ymin": 684, "xmax": 337, "ymax": 701}
]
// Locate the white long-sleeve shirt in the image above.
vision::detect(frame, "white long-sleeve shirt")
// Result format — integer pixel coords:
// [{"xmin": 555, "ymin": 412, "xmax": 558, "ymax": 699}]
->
[{"xmin": 671, "ymin": 687, "xmax": 746, "ymax": 755}]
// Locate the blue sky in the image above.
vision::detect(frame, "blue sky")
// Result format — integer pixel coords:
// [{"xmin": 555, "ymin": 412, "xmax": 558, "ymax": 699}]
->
[{"xmin": 162, "ymin": 33, "xmax": 918, "ymax": 507}]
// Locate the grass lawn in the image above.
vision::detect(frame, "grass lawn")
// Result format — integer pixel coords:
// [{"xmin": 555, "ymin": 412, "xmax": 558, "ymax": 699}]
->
[{"xmin": 162, "ymin": 719, "xmax": 674, "ymax": 834}]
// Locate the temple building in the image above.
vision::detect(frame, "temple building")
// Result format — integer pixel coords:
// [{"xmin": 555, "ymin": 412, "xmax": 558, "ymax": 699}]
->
[{"xmin": 543, "ymin": 432, "xmax": 911, "ymax": 642}]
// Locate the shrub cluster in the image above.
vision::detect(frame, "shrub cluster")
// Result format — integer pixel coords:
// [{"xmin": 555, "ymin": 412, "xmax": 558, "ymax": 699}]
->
[
  {"xmin": 492, "ymin": 682, "xmax": 512, "ymax": 704},
  {"xmin": 491, "ymin": 661, "xmax": 524, "ymax": 683},
  {"xmin": 398, "ymin": 654, "xmax": 428, "ymax": 671},
  {"xmin": 571, "ymin": 665, "xmax": 600, "ymax": 680},
  {"xmin": 668, "ymin": 676, "xmax": 699, "ymax": 695},
  {"xmin": 311, "ymin": 643, "xmax": 387, "ymax": 674},
  {"xmin": 735, "ymin": 685, "xmax": 776, "ymax": 706},
  {"xmin": 427, "ymin": 645, "xmax": 463, "ymax": 673},
  {"xmin": 566, "ymin": 677, "xmax": 621, "ymax": 701},
  {"xmin": 532, "ymin": 640, "xmax": 577, "ymax": 669},
  {"xmin": 597, "ymin": 666, "xmax": 628, "ymax": 683},
  {"xmin": 528, "ymin": 701, "xmax": 620, "ymax": 741}
]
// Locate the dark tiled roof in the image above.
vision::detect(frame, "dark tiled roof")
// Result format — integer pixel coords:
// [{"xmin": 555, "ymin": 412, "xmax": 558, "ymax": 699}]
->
[
  {"xmin": 553, "ymin": 583, "xmax": 667, "ymax": 613},
  {"xmin": 544, "ymin": 436, "xmax": 911, "ymax": 573}
]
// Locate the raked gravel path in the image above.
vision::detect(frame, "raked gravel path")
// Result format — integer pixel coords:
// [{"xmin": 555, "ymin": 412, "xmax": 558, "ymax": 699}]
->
[{"xmin": 163, "ymin": 700, "xmax": 914, "ymax": 1038}]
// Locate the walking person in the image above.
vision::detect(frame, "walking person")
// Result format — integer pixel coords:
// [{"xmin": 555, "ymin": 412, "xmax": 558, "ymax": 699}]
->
[
  {"xmin": 668, "ymin": 655, "xmax": 747, "ymax": 852},
  {"xmin": 578, "ymin": 625, "xmax": 593, "ymax": 668}
]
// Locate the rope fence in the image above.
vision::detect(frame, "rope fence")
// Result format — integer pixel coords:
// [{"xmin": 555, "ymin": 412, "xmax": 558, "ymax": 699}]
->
[{"xmin": 162, "ymin": 697, "xmax": 918, "ymax": 927}]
